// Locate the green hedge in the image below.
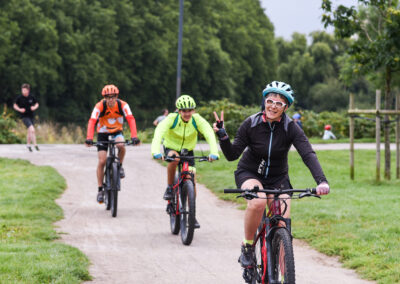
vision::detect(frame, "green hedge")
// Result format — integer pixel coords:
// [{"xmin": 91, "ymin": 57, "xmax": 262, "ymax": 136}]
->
[
  {"xmin": 197, "ymin": 99, "xmax": 385, "ymax": 140},
  {"xmin": 134, "ymin": 99, "xmax": 393, "ymax": 142},
  {"xmin": 0, "ymin": 107, "xmax": 22, "ymax": 144}
]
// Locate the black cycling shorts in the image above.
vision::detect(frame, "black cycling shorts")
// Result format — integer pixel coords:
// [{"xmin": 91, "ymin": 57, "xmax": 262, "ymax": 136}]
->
[
  {"xmin": 164, "ymin": 148, "xmax": 195, "ymax": 167},
  {"xmin": 97, "ymin": 132, "xmax": 124, "ymax": 152},
  {"xmin": 22, "ymin": 117, "xmax": 34, "ymax": 128},
  {"xmin": 234, "ymin": 168, "xmax": 292, "ymax": 191}
]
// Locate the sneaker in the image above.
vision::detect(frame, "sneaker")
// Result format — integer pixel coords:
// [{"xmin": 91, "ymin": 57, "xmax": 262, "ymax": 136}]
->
[
  {"xmin": 27, "ymin": 146, "xmax": 33, "ymax": 152},
  {"xmin": 97, "ymin": 191, "xmax": 104, "ymax": 203},
  {"xmin": 120, "ymin": 166, "xmax": 125, "ymax": 179},
  {"xmin": 35, "ymin": 145, "xmax": 40, "ymax": 151},
  {"xmin": 163, "ymin": 185, "xmax": 173, "ymax": 200},
  {"xmin": 194, "ymin": 218, "xmax": 200, "ymax": 229},
  {"xmin": 238, "ymin": 244, "xmax": 255, "ymax": 268}
]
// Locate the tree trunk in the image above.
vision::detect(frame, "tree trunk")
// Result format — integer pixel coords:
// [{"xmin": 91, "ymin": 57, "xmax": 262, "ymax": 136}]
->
[{"xmin": 384, "ymin": 66, "xmax": 392, "ymax": 180}]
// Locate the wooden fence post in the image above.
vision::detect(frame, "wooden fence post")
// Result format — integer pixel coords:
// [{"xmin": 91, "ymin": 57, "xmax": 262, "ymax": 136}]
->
[
  {"xmin": 396, "ymin": 92, "xmax": 399, "ymax": 179},
  {"xmin": 376, "ymin": 90, "xmax": 381, "ymax": 182},
  {"xmin": 349, "ymin": 93, "xmax": 354, "ymax": 180}
]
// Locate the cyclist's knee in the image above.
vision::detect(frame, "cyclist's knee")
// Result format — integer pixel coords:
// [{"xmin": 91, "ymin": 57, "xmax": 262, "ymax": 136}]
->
[
  {"xmin": 248, "ymin": 198, "xmax": 267, "ymax": 212},
  {"xmin": 98, "ymin": 153, "xmax": 107, "ymax": 166}
]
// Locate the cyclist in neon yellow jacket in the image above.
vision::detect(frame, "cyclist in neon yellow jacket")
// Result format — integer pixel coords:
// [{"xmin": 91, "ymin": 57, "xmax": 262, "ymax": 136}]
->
[{"xmin": 152, "ymin": 95, "xmax": 219, "ymax": 228}]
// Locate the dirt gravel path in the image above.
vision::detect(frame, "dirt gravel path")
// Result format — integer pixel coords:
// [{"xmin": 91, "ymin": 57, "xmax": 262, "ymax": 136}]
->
[{"xmin": 0, "ymin": 144, "xmax": 374, "ymax": 284}]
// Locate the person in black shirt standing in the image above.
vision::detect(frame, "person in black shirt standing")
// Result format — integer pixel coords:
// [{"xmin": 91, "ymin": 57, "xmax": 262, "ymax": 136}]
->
[
  {"xmin": 213, "ymin": 81, "xmax": 330, "ymax": 269},
  {"xmin": 13, "ymin": 83, "xmax": 39, "ymax": 152}
]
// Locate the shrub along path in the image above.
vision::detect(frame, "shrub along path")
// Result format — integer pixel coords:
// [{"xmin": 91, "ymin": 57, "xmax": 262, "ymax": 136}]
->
[{"xmin": 0, "ymin": 144, "xmax": 374, "ymax": 284}]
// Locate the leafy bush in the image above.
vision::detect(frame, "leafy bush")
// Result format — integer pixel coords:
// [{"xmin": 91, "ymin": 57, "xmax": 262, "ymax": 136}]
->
[
  {"xmin": 0, "ymin": 106, "xmax": 22, "ymax": 144},
  {"xmin": 196, "ymin": 99, "xmax": 382, "ymax": 140},
  {"xmin": 197, "ymin": 98, "xmax": 259, "ymax": 137}
]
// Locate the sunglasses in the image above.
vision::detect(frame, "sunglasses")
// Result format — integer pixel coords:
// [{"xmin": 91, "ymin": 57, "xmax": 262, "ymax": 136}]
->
[
  {"xmin": 105, "ymin": 95, "xmax": 117, "ymax": 99},
  {"xmin": 265, "ymin": 98, "xmax": 287, "ymax": 109}
]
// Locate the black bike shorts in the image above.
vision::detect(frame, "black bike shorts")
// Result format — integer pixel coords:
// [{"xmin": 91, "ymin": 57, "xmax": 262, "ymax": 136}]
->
[
  {"xmin": 22, "ymin": 117, "xmax": 34, "ymax": 128},
  {"xmin": 164, "ymin": 148, "xmax": 195, "ymax": 167},
  {"xmin": 97, "ymin": 132, "xmax": 124, "ymax": 152},
  {"xmin": 234, "ymin": 168, "xmax": 292, "ymax": 191}
]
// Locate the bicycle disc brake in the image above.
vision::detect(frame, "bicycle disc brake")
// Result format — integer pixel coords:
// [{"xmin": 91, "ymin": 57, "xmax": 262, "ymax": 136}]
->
[
  {"xmin": 242, "ymin": 267, "xmax": 255, "ymax": 283},
  {"xmin": 166, "ymin": 203, "xmax": 175, "ymax": 215}
]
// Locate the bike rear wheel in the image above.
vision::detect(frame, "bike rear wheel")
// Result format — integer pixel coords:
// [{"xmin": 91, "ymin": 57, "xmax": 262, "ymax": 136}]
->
[
  {"xmin": 110, "ymin": 162, "xmax": 119, "ymax": 217},
  {"xmin": 271, "ymin": 228, "xmax": 295, "ymax": 283},
  {"xmin": 180, "ymin": 179, "xmax": 195, "ymax": 245},
  {"xmin": 169, "ymin": 175, "xmax": 180, "ymax": 234}
]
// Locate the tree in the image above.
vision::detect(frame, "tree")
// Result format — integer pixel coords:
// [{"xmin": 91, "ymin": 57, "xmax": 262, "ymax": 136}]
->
[{"xmin": 322, "ymin": 0, "xmax": 400, "ymax": 179}]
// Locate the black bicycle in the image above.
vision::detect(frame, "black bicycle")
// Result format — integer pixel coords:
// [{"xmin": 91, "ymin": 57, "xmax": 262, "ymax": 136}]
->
[
  {"xmin": 94, "ymin": 138, "xmax": 133, "ymax": 217},
  {"xmin": 224, "ymin": 186, "xmax": 320, "ymax": 284},
  {"xmin": 164, "ymin": 150, "xmax": 209, "ymax": 245}
]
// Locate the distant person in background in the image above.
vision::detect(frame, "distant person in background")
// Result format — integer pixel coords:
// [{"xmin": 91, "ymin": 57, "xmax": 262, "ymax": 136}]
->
[
  {"xmin": 292, "ymin": 113, "xmax": 302, "ymax": 129},
  {"xmin": 13, "ymin": 83, "xmax": 39, "ymax": 152},
  {"xmin": 322, "ymin": 125, "xmax": 336, "ymax": 140},
  {"xmin": 153, "ymin": 109, "xmax": 169, "ymax": 126}
]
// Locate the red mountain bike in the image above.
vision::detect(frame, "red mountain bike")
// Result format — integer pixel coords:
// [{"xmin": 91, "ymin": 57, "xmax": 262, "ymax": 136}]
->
[
  {"xmin": 165, "ymin": 150, "xmax": 209, "ymax": 245},
  {"xmin": 224, "ymin": 186, "xmax": 320, "ymax": 284}
]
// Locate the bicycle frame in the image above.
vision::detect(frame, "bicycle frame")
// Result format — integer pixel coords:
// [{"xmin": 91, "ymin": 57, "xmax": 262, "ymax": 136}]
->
[
  {"xmin": 102, "ymin": 140, "xmax": 122, "ymax": 191},
  {"xmin": 169, "ymin": 159, "xmax": 194, "ymax": 216}
]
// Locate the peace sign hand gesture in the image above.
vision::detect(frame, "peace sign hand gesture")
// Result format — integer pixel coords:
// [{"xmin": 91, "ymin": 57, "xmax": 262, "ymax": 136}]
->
[
  {"xmin": 213, "ymin": 111, "xmax": 228, "ymax": 140},
  {"xmin": 213, "ymin": 111, "xmax": 224, "ymax": 131}
]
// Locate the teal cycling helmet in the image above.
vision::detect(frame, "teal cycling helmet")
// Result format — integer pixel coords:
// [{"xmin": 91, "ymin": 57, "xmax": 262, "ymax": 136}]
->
[
  {"xmin": 176, "ymin": 94, "xmax": 196, "ymax": 110},
  {"xmin": 262, "ymin": 81, "xmax": 294, "ymax": 106}
]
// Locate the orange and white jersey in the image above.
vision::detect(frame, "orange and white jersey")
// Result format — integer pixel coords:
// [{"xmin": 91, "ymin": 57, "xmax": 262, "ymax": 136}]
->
[
  {"xmin": 86, "ymin": 99, "xmax": 138, "ymax": 139},
  {"xmin": 90, "ymin": 100, "xmax": 131, "ymax": 133}
]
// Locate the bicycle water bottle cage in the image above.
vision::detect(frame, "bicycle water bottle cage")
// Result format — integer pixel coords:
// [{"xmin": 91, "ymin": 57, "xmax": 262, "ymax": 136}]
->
[{"xmin": 180, "ymin": 149, "xmax": 189, "ymax": 156}]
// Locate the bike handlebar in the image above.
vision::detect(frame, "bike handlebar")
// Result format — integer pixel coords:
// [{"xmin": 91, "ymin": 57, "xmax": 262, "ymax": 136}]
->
[
  {"xmin": 164, "ymin": 155, "xmax": 210, "ymax": 163},
  {"xmin": 93, "ymin": 140, "xmax": 134, "ymax": 146},
  {"xmin": 224, "ymin": 187, "xmax": 319, "ymax": 199}
]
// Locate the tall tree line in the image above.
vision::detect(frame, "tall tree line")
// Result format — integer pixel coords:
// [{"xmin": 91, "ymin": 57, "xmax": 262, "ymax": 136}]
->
[
  {"xmin": 0, "ymin": 0, "xmax": 276, "ymax": 125},
  {"xmin": 0, "ymin": 0, "xmax": 379, "ymax": 128}
]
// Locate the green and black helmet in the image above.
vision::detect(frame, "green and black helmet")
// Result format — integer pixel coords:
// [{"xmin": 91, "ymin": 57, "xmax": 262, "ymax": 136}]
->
[{"xmin": 176, "ymin": 94, "xmax": 196, "ymax": 110}]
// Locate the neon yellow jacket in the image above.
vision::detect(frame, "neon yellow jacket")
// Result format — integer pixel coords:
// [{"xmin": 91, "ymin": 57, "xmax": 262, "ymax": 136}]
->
[{"xmin": 151, "ymin": 112, "xmax": 219, "ymax": 157}]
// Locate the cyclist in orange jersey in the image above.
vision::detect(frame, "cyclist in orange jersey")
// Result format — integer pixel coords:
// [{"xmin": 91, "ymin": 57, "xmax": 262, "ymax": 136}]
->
[{"xmin": 85, "ymin": 84, "xmax": 140, "ymax": 203}]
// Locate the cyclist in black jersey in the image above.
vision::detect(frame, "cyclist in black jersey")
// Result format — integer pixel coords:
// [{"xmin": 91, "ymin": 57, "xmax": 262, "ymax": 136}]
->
[{"xmin": 213, "ymin": 81, "xmax": 330, "ymax": 268}]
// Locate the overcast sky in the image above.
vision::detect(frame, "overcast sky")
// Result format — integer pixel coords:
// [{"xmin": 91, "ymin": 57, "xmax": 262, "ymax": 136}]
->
[{"xmin": 260, "ymin": 0, "xmax": 359, "ymax": 41}]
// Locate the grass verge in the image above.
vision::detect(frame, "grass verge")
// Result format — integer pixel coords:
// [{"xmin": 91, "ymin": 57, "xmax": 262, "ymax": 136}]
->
[
  {"xmin": 195, "ymin": 149, "xmax": 400, "ymax": 284},
  {"xmin": 0, "ymin": 158, "xmax": 90, "ymax": 283}
]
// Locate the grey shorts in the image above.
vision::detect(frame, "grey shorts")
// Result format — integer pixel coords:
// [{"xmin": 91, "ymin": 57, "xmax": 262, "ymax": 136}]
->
[{"xmin": 22, "ymin": 117, "xmax": 34, "ymax": 128}]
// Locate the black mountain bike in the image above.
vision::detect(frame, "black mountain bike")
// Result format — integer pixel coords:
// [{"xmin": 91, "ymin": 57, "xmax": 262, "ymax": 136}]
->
[
  {"xmin": 165, "ymin": 150, "xmax": 209, "ymax": 245},
  {"xmin": 224, "ymin": 186, "xmax": 320, "ymax": 284},
  {"xmin": 94, "ymin": 139, "xmax": 133, "ymax": 217}
]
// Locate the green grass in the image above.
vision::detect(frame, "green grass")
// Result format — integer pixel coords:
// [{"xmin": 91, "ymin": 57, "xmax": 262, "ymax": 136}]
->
[
  {"xmin": 0, "ymin": 158, "xmax": 90, "ymax": 283},
  {"xmin": 195, "ymin": 150, "xmax": 400, "ymax": 284}
]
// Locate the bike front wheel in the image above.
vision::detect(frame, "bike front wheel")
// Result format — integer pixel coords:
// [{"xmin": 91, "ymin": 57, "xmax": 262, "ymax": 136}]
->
[
  {"xmin": 180, "ymin": 179, "xmax": 196, "ymax": 245},
  {"xmin": 271, "ymin": 228, "xmax": 295, "ymax": 283},
  {"xmin": 110, "ymin": 162, "xmax": 120, "ymax": 217}
]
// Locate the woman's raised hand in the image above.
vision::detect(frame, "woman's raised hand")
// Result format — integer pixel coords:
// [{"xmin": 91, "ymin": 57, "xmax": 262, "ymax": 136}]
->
[
  {"xmin": 213, "ymin": 111, "xmax": 224, "ymax": 132},
  {"xmin": 213, "ymin": 111, "xmax": 228, "ymax": 140}
]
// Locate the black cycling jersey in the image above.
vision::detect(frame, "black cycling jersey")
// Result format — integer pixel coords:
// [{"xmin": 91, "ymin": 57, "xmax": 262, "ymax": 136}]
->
[
  {"xmin": 14, "ymin": 94, "xmax": 37, "ymax": 118},
  {"xmin": 219, "ymin": 112, "xmax": 328, "ymax": 186}
]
